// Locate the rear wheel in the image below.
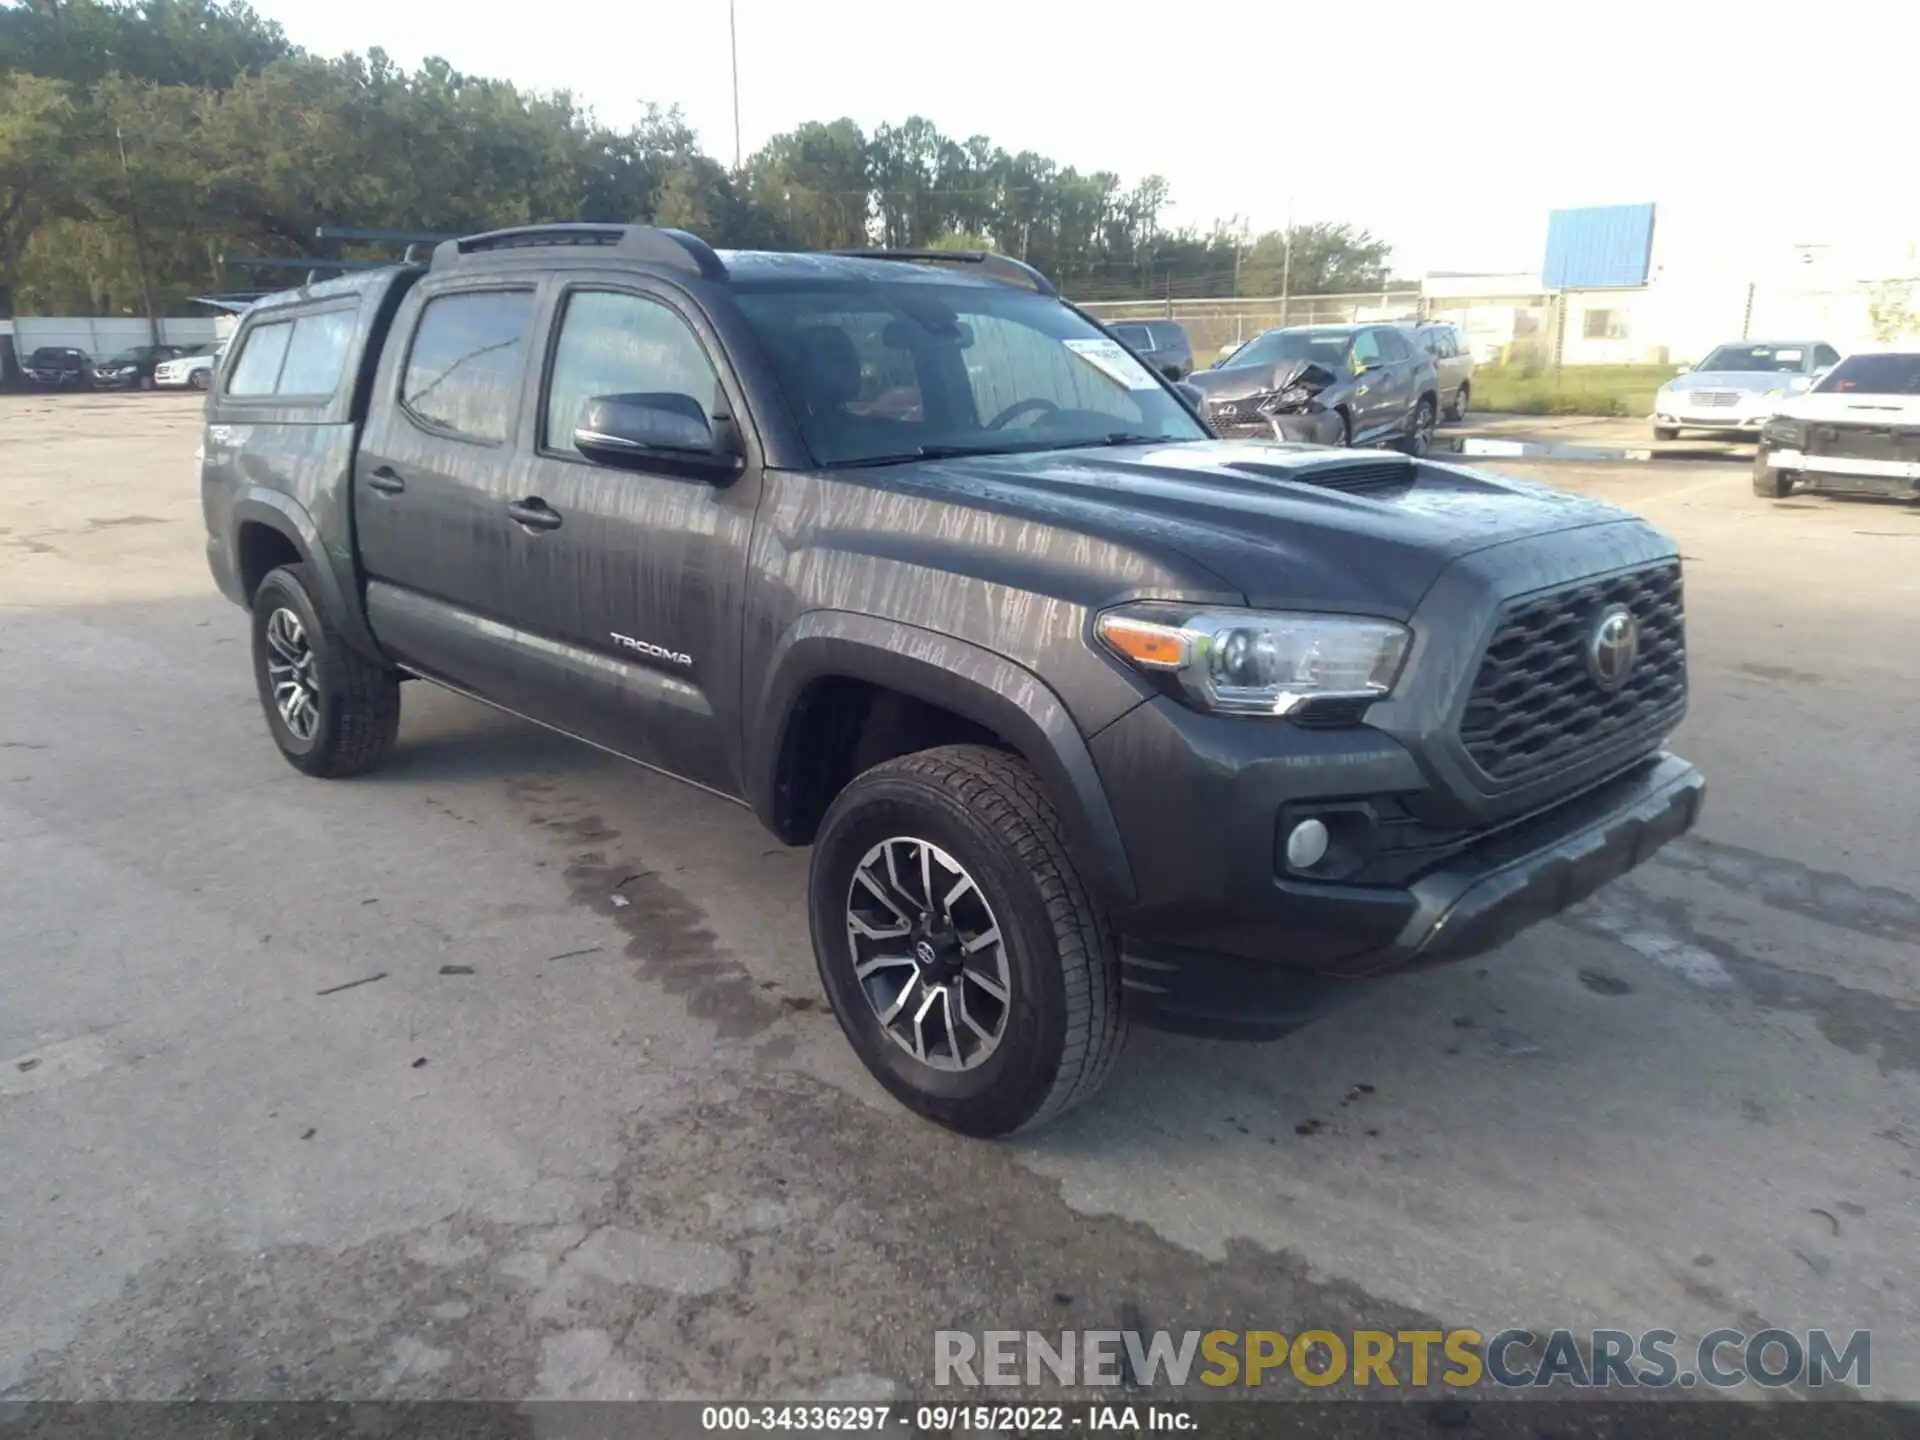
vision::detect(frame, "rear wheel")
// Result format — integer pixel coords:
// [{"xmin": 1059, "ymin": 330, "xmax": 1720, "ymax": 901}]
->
[
  {"xmin": 1446, "ymin": 382, "xmax": 1470, "ymax": 423},
  {"xmin": 807, "ymin": 745, "xmax": 1127, "ymax": 1137},
  {"xmin": 251, "ymin": 564, "xmax": 401, "ymax": 777},
  {"xmin": 189, "ymin": 370, "xmax": 210, "ymax": 392}
]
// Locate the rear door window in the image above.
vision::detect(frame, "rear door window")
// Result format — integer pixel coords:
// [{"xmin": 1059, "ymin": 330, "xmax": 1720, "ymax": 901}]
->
[{"xmin": 401, "ymin": 289, "xmax": 538, "ymax": 444}]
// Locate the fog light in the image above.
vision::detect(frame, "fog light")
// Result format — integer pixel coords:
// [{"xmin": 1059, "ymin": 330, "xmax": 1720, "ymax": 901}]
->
[{"xmin": 1284, "ymin": 818, "xmax": 1330, "ymax": 870}]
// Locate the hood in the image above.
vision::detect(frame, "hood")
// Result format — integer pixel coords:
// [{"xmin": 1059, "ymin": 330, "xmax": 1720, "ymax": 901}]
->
[
  {"xmin": 1777, "ymin": 392, "xmax": 1920, "ymax": 425},
  {"xmin": 1184, "ymin": 360, "xmax": 1345, "ymax": 402},
  {"xmin": 847, "ymin": 439, "xmax": 1645, "ymax": 615},
  {"xmin": 1666, "ymin": 370, "xmax": 1809, "ymax": 395}
]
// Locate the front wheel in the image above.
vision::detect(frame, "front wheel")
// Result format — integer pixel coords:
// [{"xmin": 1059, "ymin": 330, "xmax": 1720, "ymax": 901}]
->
[
  {"xmin": 1397, "ymin": 396, "xmax": 1436, "ymax": 457},
  {"xmin": 189, "ymin": 370, "xmax": 210, "ymax": 392},
  {"xmin": 1653, "ymin": 424, "xmax": 1679, "ymax": 441},
  {"xmin": 251, "ymin": 564, "xmax": 401, "ymax": 777},
  {"xmin": 1752, "ymin": 459, "xmax": 1794, "ymax": 498},
  {"xmin": 807, "ymin": 745, "xmax": 1128, "ymax": 1137}
]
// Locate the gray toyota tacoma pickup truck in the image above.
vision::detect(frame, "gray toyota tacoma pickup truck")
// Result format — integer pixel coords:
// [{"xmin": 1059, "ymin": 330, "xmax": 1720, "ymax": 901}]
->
[{"xmin": 200, "ymin": 224, "xmax": 1704, "ymax": 1137}]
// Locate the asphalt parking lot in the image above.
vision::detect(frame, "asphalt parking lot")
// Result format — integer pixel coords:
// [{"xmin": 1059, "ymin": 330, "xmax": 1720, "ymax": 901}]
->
[{"xmin": 4, "ymin": 394, "xmax": 1919, "ymax": 1409}]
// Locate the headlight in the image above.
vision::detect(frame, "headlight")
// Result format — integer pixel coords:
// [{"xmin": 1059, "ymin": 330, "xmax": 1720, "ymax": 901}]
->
[
  {"xmin": 1762, "ymin": 387, "xmax": 1785, "ymax": 401},
  {"xmin": 1096, "ymin": 604, "xmax": 1410, "ymax": 716},
  {"xmin": 1761, "ymin": 416, "xmax": 1803, "ymax": 445}
]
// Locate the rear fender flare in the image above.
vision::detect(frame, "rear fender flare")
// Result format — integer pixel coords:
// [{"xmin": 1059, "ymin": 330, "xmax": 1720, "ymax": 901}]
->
[
  {"xmin": 230, "ymin": 491, "xmax": 381, "ymax": 657},
  {"xmin": 751, "ymin": 611, "xmax": 1138, "ymax": 907}
]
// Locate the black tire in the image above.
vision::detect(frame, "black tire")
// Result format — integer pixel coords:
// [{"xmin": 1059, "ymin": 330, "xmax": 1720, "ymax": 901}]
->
[
  {"xmin": 807, "ymin": 744, "xmax": 1128, "ymax": 1137},
  {"xmin": 1752, "ymin": 459, "xmax": 1794, "ymax": 498},
  {"xmin": 1446, "ymin": 382, "xmax": 1469, "ymax": 423},
  {"xmin": 250, "ymin": 564, "xmax": 401, "ymax": 778},
  {"xmin": 1397, "ymin": 395, "xmax": 1436, "ymax": 456},
  {"xmin": 189, "ymin": 370, "xmax": 210, "ymax": 392},
  {"xmin": 1653, "ymin": 425, "xmax": 1679, "ymax": 441}
]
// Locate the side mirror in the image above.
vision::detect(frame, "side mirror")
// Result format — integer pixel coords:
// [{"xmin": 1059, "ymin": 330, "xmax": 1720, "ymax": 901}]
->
[
  {"xmin": 1673, "ymin": 363, "xmax": 1691, "ymax": 375},
  {"xmin": 574, "ymin": 392, "xmax": 742, "ymax": 481},
  {"xmin": 1174, "ymin": 381, "xmax": 1206, "ymax": 411}
]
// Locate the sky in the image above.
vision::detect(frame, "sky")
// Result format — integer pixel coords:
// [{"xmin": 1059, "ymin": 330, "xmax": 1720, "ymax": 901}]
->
[{"xmin": 244, "ymin": 0, "xmax": 1918, "ymax": 281}]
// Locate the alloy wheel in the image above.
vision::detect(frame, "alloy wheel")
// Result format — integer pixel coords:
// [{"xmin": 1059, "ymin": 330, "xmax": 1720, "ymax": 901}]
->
[
  {"xmin": 844, "ymin": 837, "xmax": 1011, "ymax": 1072},
  {"xmin": 1409, "ymin": 400, "xmax": 1435, "ymax": 456},
  {"xmin": 264, "ymin": 607, "xmax": 320, "ymax": 742}
]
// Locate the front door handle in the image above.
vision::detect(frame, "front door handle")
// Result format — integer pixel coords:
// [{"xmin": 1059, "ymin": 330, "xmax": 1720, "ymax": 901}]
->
[
  {"xmin": 365, "ymin": 466, "xmax": 406, "ymax": 495},
  {"xmin": 507, "ymin": 497, "xmax": 563, "ymax": 532}
]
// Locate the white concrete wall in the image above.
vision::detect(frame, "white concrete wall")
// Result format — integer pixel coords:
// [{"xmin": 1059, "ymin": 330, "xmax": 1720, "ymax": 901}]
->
[{"xmin": 2, "ymin": 316, "xmax": 225, "ymax": 357}]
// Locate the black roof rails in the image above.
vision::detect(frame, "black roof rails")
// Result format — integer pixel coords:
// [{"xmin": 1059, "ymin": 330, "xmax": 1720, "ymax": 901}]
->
[
  {"xmin": 830, "ymin": 248, "xmax": 1057, "ymax": 297},
  {"xmin": 433, "ymin": 224, "xmax": 728, "ymax": 282}
]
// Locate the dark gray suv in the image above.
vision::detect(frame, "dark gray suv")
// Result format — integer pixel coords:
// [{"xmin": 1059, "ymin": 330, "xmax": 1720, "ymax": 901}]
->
[
  {"xmin": 199, "ymin": 226, "xmax": 1702, "ymax": 1136},
  {"xmin": 1185, "ymin": 323, "xmax": 1442, "ymax": 454},
  {"xmin": 1107, "ymin": 319, "xmax": 1194, "ymax": 380}
]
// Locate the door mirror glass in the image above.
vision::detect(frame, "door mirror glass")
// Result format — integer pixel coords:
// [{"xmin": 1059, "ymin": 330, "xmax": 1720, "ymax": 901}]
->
[
  {"xmin": 1673, "ymin": 363, "xmax": 1691, "ymax": 374},
  {"xmin": 574, "ymin": 392, "xmax": 741, "ymax": 480},
  {"xmin": 1173, "ymin": 381, "xmax": 1206, "ymax": 410}
]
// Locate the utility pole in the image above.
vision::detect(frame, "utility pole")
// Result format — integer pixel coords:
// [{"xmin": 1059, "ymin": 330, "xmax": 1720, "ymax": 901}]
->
[
  {"xmin": 116, "ymin": 125, "xmax": 162, "ymax": 348},
  {"xmin": 1278, "ymin": 194, "xmax": 1294, "ymax": 329},
  {"xmin": 728, "ymin": 0, "xmax": 743, "ymax": 174}
]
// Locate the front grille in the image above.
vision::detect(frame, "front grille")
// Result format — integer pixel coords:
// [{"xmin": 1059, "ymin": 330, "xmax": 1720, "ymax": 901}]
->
[
  {"xmin": 1688, "ymin": 389, "xmax": 1740, "ymax": 408},
  {"xmin": 1459, "ymin": 562, "xmax": 1686, "ymax": 785},
  {"xmin": 1807, "ymin": 423, "xmax": 1920, "ymax": 464}
]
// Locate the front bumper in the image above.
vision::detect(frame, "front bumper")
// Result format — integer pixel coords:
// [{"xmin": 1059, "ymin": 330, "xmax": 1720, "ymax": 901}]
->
[
  {"xmin": 1759, "ymin": 436, "xmax": 1920, "ymax": 496},
  {"xmin": 1090, "ymin": 696, "xmax": 1703, "ymax": 1037},
  {"xmin": 1653, "ymin": 407, "xmax": 1769, "ymax": 433}
]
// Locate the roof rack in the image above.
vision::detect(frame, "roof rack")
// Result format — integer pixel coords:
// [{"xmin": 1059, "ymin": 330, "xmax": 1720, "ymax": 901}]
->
[
  {"xmin": 830, "ymin": 248, "xmax": 1057, "ymax": 297},
  {"xmin": 433, "ymin": 224, "xmax": 728, "ymax": 282}
]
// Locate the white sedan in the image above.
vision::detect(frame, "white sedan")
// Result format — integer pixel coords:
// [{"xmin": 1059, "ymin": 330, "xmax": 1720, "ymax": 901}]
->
[
  {"xmin": 1752, "ymin": 349, "xmax": 1920, "ymax": 500},
  {"xmin": 1652, "ymin": 340, "xmax": 1840, "ymax": 439}
]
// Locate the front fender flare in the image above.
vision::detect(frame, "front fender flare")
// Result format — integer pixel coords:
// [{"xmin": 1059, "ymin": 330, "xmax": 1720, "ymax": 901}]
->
[{"xmin": 751, "ymin": 611, "xmax": 1138, "ymax": 907}]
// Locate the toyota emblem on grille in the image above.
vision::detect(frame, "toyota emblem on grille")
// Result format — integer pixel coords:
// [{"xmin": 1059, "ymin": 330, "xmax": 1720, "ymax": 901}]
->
[{"xmin": 1586, "ymin": 604, "xmax": 1639, "ymax": 691}]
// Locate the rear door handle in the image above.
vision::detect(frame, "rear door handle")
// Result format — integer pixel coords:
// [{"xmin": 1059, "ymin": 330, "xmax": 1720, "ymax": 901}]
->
[
  {"xmin": 507, "ymin": 497, "xmax": 563, "ymax": 532},
  {"xmin": 365, "ymin": 466, "xmax": 406, "ymax": 495}
]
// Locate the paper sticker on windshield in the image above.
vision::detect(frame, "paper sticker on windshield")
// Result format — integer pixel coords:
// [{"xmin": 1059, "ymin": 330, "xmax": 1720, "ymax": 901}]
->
[
  {"xmin": 1064, "ymin": 338, "xmax": 1162, "ymax": 390},
  {"xmin": 1774, "ymin": 348, "xmax": 1804, "ymax": 362}
]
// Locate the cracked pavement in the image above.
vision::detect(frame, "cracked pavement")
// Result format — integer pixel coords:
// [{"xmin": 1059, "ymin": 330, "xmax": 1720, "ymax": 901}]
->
[{"xmin": 3, "ymin": 395, "xmax": 1918, "ymax": 1412}]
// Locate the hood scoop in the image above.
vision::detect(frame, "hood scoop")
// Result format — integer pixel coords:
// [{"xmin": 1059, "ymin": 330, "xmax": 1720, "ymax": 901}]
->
[{"xmin": 1221, "ymin": 455, "xmax": 1419, "ymax": 497}]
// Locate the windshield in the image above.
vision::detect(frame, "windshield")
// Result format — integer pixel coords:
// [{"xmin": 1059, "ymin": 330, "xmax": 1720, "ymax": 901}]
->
[
  {"xmin": 105, "ymin": 350, "xmax": 144, "ymax": 365},
  {"xmin": 1221, "ymin": 329, "xmax": 1353, "ymax": 371},
  {"xmin": 1696, "ymin": 344, "xmax": 1808, "ymax": 373},
  {"xmin": 732, "ymin": 281, "xmax": 1207, "ymax": 466},
  {"xmin": 1811, "ymin": 353, "xmax": 1920, "ymax": 396}
]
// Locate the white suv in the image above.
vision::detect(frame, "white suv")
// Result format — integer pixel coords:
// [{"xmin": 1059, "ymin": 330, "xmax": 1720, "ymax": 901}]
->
[{"xmin": 154, "ymin": 344, "xmax": 226, "ymax": 391}]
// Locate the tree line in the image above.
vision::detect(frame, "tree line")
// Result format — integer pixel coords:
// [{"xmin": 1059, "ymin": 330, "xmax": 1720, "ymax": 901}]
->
[{"xmin": 1, "ymin": 0, "xmax": 1396, "ymax": 318}]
